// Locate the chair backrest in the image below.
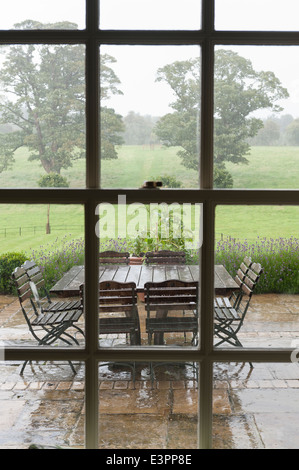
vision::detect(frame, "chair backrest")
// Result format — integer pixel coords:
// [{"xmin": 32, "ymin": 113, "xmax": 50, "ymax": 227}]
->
[
  {"xmin": 144, "ymin": 280, "xmax": 198, "ymax": 314},
  {"xmin": 237, "ymin": 262, "xmax": 263, "ymax": 314},
  {"xmin": 21, "ymin": 260, "xmax": 48, "ymax": 305},
  {"xmin": 241, "ymin": 262, "xmax": 263, "ymax": 296},
  {"xmin": 11, "ymin": 266, "xmax": 32, "ymax": 306},
  {"xmin": 99, "ymin": 251, "xmax": 130, "ymax": 265},
  {"xmin": 80, "ymin": 281, "xmax": 138, "ymax": 314},
  {"xmin": 22, "ymin": 260, "xmax": 45, "ymax": 288},
  {"xmin": 145, "ymin": 250, "xmax": 186, "ymax": 265},
  {"xmin": 233, "ymin": 256, "xmax": 252, "ymax": 290}
]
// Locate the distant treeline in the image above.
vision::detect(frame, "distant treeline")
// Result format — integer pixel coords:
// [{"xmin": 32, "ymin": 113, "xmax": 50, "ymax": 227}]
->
[
  {"xmin": 249, "ymin": 114, "xmax": 299, "ymax": 146},
  {"xmin": 121, "ymin": 111, "xmax": 161, "ymax": 146},
  {"xmin": 122, "ymin": 112, "xmax": 299, "ymax": 147}
]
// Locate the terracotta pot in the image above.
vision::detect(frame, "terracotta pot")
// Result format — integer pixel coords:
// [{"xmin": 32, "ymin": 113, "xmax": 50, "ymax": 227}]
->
[
  {"xmin": 137, "ymin": 292, "xmax": 145, "ymax": 302},
  {"xmin": 129, "ymin": 256, "xmax": 144, "ymax": 265}
]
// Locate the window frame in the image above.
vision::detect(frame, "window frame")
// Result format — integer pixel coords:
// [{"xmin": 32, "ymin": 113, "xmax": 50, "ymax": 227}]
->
[{"xmin": 0, "ymin": 0, "xmax": 298, "ymax": 449}]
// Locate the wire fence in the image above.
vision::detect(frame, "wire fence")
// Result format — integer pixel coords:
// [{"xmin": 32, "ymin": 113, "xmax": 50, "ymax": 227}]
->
[
  {"xmin": 0, "ymin": 224, "xmax": 235, "ymax": 243},
  {"xmin": 0, "ymin": 225, "xmax": 84, "ymax": 238}
]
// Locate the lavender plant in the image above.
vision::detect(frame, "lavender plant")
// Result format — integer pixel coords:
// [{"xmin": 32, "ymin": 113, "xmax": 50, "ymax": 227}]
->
[
  {"xmin": 27, "ymin": 235, "xmax": 299, "ymax": 294},
  {"xmin": 29, "ymin": 235, "xmax": 85, "ymax": 290},
  {"xmin": 215, "ymin": 236, "xmax": 299, "ymax": 294},
  {"xmin": 99, "ymin": 237, "xmax": 133, "ymax": 254}
]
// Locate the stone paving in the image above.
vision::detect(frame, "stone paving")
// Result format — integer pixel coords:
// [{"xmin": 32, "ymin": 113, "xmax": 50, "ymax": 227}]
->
[{"xmin": 1, "ymin": 293, "xmax": 299, "ymax": 449}]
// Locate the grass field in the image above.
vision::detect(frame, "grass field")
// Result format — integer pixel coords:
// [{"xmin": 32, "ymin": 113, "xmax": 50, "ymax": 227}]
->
[{"xmin": 0, "ymin": 145, "xmax": 298, "ymax": 255}]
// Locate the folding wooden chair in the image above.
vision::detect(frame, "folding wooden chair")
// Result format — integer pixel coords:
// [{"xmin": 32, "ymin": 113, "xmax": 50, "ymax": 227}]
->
[
  {"xmin": 12, "ymin": 266, "xmax": 84, "ymax": 375},
  {"xmin": 145, "ymin": 279, "xmax": 198, "ymax": 345},
  {"xmin": 80, "ymin": 280, "xmax": 141, "ymax": 387},
  {"xmin": 144, "ymin": 279, "xmax": 198, "ymax": 386},
  {"xmin": 99, "ymin": 251, "xmax": 130, "ymax": 265},
  {"xmin": 144, "ymin": 250, "xmax": 186, "ymax": 265},
  {"xmin": 214, "ymin": 262, "xmax": 263, "ymax": 362}
]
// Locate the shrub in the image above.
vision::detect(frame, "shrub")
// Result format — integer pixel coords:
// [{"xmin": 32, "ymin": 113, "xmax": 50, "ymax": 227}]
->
[{"xmin": 0, "ymin": 251, "xmax": 27, "ymax": 294}]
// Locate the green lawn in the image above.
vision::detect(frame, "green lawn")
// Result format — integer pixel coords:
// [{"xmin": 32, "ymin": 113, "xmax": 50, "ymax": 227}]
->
[
  {"xmin": 0, "ymin": 145, "xmax": 298, "ymax": 255},
  {"xmin": 0, "ymin": 204, "xmax": 84, "ymax": 253},
  {"xmin": 226, "ymin": 146, "xmax": 299, "ymax": 189}
]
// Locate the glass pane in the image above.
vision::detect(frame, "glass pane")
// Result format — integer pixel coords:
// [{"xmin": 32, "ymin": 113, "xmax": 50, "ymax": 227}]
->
[
  {"xmin": 0, "ymin": 45, "xmax": 86, "ymax": 188},
  {"xmin": 100, "ymin": 0, "xmax": 201, "ymax": 30},
  {"xmin": 0, "ymin": 361, "xmax": 85, "ymax": 448},
  {"xmin": 213, "ymin": 362, "xmax": 299, "ymax": 448},
  {"xmin": 99, "ymin": 361, "xmax": 198, "ymax": 449},
  {"xmin": 215, "ymin": 0, "xmax": 299, "ymax": 31},
  {"xmin": 214, "ymin": 46, "xmax": 299, "ymax": 189},
  {"xmin": 95, "ymin": 201, "xmax": 202, "ymax": 349},
  {"xmin": 214, "ymin": 205, "xmax": 299, "ymax": 350},
  {"xmin": 100, "ymin": 45, "xmax": 200, "ymax": 189},
  {"xmin": 0, "ymin": 204, "xmax": 85, "ymax": 349},
  {"xmin": 0, "ymin": 0, "xmax": 85, "ymax": 30}
]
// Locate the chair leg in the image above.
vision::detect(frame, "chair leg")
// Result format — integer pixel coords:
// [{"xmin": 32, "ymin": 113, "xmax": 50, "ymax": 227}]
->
[
  {"xmin": 20, "ymin": 360, "xmax": 28, "ymax": 375},
  {"xmin": 68, "ymin": 361, "xmax": 77, "ymax": 374}
]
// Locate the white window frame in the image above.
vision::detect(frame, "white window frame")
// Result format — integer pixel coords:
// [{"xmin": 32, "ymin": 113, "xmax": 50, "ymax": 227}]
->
[{"xmin": 1, "ymin": 0, "xmax": 298, "ymax": 449}]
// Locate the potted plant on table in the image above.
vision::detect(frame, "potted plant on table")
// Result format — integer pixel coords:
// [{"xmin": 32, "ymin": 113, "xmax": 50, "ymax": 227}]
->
[{"xmin": 129, "ymin": 233, "xmax": 146, "ymax": 265}]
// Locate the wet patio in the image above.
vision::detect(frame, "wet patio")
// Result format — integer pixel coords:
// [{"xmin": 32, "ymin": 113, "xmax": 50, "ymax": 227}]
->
[{"xmin": 1, "ymin": 293, "xmax": 299, "ymax": 449}]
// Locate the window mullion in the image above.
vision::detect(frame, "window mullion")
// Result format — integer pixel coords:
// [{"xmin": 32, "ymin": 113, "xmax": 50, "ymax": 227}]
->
[
  {"xmin": 84, "ymin": 201, "xmax": 99, "ymax": 449},
  {"xmin": 86, "ymin": 0, "xmax": 100, "ymax": 189},
  {"xmin": 85, "ymin": 0, "xmax": 100, "ymax": 449}
]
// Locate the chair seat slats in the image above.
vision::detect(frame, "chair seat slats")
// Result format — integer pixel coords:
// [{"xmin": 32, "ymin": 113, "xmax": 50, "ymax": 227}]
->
[
  {"xmin": 42, "ymin": 299, "xmax": 81, "ymax": 312},
  {"xmin": 32, "ymin": 309, "xmax": 82, "ymax": 325}
]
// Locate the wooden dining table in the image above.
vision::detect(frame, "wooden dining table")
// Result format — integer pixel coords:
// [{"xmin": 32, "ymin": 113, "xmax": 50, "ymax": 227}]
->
[{"xmin": 50, "ymin": 264, "xmax": 239, "ymax": 297}]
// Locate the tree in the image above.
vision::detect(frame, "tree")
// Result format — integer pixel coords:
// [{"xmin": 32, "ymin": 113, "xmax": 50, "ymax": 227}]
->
[
  {"xmin": 285, "ymin": 119, "xmax": 299, "ymax": 146},
  {"xmin": 0, "ymin": 20, "xmax": 124, "ymax": 175},
  {"xmin": 250, "ymin": 119, "xmax": 280, "ymax": 145},
  {"xmin": 37, "ymin": 173, "xmax": 69, "ymax": 234},
  {"xmin": 100, "ymin": 53, "xmax": 125, "ymax": 158},
  {"xmin": 123, "ymin": 111, "xmax": 159, "ymax": 145},
  {"xmin": 154, "ymin": 50, "xmax": 289, "ymax": 187}
]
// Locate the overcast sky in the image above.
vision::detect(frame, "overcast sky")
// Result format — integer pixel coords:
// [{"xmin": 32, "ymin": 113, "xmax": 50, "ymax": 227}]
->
[{"xmin": 1, "ymin": 1, "xmax": 299, "ymax": 118}]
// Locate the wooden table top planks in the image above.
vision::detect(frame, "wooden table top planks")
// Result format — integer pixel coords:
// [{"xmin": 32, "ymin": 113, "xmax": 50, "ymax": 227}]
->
[{"xmin": 50, "ymin": 264, "xmax": 238, "ymax": 297}]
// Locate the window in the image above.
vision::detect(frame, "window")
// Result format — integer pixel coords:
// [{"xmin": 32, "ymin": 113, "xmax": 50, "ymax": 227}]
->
[{"xmin": 1, "ymin": 0, "xmax": 298, "ymax": 450}]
